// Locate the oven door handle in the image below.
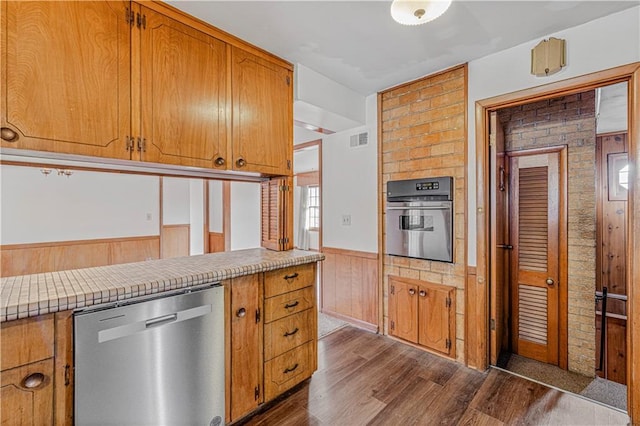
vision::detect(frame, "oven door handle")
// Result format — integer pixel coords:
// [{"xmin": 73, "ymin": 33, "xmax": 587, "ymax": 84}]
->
[{"xmin": 386, "ymin": 206, "xmax": 450, "ymax": 210}]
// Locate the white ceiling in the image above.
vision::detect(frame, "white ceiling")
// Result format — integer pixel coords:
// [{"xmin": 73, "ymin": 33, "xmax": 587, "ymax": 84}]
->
[{"xmin": 168, "ymin": 1, "xmax": 638, "ymax": 96}]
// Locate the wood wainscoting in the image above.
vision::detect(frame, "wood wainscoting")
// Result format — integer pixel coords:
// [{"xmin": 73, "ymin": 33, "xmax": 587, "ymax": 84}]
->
[
  {"xmin": 0, "ymin": 236, "xmax": 160, "ymax": 278},
  {"xmin": 321, "ymin": 247, "xmax": 378, "ymax": 332},
  {"xmin": 161, "ymin": 224, "xmax": 190, "ymax": 259},
  {"xmin": 209, "ymin": 232, "xmax": 225, "ymax": 253}
]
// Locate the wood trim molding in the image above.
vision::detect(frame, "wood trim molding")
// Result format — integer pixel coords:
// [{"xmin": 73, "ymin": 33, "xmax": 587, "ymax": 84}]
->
[
  {"xmin": 295, "ymin": 171, "xmax": 319, "ymax": 187},
  {"xmin": 223, "ymin": 181, "xmax": 231, "ymax": 251},
  {"xmin": 320, "ymin": 309, "xmax": 378, "ymax": 333},
  {"xmin": 377, "ymin": 92, "xmax": 385, "ymax": 333},
  {"xmin": 162, "ymin": 223, "xmax": 191, "ymax": 229},
  {"xmin": 0, "ymin": 235, "xmax": 159, "ymax": 251},
  {"xmin": 474, "ymin": 62, "xmax": 640, "ymax": 421},
  {"xmin": 467, "ymin": 266, "xmax": 477, "ymax": 276},
  {"xmin": 293, "ymin": 139, "xmax": 322, "ymax": 151},
  {"xmin": 321, "ymin": 246, "xmax": 378, "ymax": 259}
]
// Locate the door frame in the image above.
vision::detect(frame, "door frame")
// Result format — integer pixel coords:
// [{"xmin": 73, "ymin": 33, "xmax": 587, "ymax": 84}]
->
[
  {"xmin": 506, "ymin": 146, "xmax": 568, "ymax": 368},
  {"xmin": 473, "ymin": 62, "xmax": 640, "ymax": 418}
]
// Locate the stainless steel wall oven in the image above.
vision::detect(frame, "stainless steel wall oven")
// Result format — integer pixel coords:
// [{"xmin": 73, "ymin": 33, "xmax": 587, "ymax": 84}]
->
[{"xmin": 385, "ymin": 176, "xmax": 453, "ymax": 262}]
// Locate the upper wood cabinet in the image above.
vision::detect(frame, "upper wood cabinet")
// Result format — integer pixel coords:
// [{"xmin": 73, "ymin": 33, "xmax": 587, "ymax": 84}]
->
[
  {"xmin": 389, "ymin": 276, "xmax": 456, "ymax": 357},
  {"xmin": 232, "ymin": 47, "xmax": 293, "ymax": 176},
  {"xmin": 137, "ymin": 4, "xmax": 227, "ymax": 169},
  {"xmin": 1, "ymin": 1, "xmax": 131, "ymax": 159},
  {"xmin": 2, "ymin": 1, "xmax": 293, "ymax": 176}
]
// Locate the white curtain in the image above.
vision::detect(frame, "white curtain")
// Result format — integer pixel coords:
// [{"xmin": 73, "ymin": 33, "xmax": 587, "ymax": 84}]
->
[{"xmin": 297, "ymin": 186, "xmax": 310, "ymax": 250}]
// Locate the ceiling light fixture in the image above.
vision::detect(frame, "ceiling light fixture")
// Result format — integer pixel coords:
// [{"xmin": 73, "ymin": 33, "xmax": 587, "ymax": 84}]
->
[{"xmin": 390, "ymin": 0, "xmax": 452, "ymax": 26}]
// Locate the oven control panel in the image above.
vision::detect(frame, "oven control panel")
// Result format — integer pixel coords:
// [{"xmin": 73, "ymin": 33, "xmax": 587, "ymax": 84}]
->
[{"xmin": 416, "ymin": 181, "xmax": 440, "ymax": 191}]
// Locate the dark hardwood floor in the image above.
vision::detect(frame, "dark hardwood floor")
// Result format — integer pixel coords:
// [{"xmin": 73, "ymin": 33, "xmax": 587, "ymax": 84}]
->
[{"xmin": 244, "ymin": 326, "xmax": 629, "ymax": 425}]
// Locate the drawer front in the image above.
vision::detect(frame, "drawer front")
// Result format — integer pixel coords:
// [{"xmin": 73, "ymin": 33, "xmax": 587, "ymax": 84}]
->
[
  {"xmin": 264, "ymin": 309, "xmax": 314, "ymax": 360},
  {"xmin": 264, "ymin": 263, "xmax": 315, "ymax": 298},
  {"xmin": 264, "ymin": 286, "xmax": 314, "ymax": 323},
  {"xmin": 264, "ymin": 341, "xmax": 314, "ymax": 401},
  {"xmin": 1, "ymin": 315, "xmax": 54, "ymax": 371}
]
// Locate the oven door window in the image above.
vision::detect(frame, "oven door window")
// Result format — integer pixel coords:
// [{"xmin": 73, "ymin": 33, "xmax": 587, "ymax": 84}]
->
[{"xmin": 399, "ymin": 214, "xmax": 434, "ymax": 231}]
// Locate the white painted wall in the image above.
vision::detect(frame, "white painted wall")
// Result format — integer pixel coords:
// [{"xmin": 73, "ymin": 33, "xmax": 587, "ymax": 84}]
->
[
  {"xmin": 209, "ymin": 180, "xmax": 223, "ymax": 233},
  {"xmin": 466, "ymin": 6, "xmax": 640, "ymax": 266},
  {"xmin": 162, "ymin": 178, "xmax": 190, "ymax": 225},
  {"xmin": 322, "ymin": 94, "xmax": 378, "ymax": 253},
  {"xmin": 230, "ymin": 181, "xmax": 261, "ymax": 250},
  {"xmin": 294, "ymin": 147, "xmax": 319, "ymax": 174},
  {"xmin": 189, "ymin": 179, "xmax": 204, "ymax": 255},
  {"xmin": 0, "ymin": 165, "xmax": 159, "ymax": 244}
]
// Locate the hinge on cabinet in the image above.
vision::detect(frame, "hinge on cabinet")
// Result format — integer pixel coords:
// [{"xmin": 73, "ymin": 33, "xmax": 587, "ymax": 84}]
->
[
  {"xmin": 279, "ymin": 184, "xmax": 290, "ymax": 192},
  {"xmin": 490, "ymin": 318, "xmax": 496, "ymax": 331},
  {"xmin": 136, "ymin": 12, "xmax": 146, "ymax": 29},
  {"xmin": 446, "ymin": 297, "xmax": 452, "ymax": 309},
  {"xmin": 137, "ymin": 137, "xmax": 146, "ymax": 153},
  {"xmin": 254, "ymin": 385, "xmax": 260, "ymax": 401},
  {"xmin": 286, "ymin": 75, "xmax": 291, "ymax": 86},
  {"xmin": 446, "ymin": 339, "xmax": 451, "ymax": 350},
  {"xmin": 255, "ymin": 308, "xmax": 261, "ymax": 324},
  {"xmin": 126, "ymin": 136, "xmax": 135, "ymax": 152},
  {"xmin": 64, "ymin": 365, "xmax": 71, "ymax": 386},
  {"xmin": 390, "ymin": 320, "xmax": 395, "ymax": 331},
  {"xmin": 390, "ymin": 285, "xmax": 395, "ymax": 295},
  {"xmin": 125, "ymin": 7, "xmax": 135, "ymax": 26},
  {"xmin": 287, "ymin": 159, "xmax": 291, "ymax": 170}
]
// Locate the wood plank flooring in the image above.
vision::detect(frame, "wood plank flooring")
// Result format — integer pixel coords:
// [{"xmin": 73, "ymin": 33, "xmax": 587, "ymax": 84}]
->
[{"xmin": 243, "ymin": 326, "xmax": 629, "ymax": 425}]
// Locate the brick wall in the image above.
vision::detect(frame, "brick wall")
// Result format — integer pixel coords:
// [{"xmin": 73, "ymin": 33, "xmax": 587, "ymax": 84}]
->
[
  {"xmin": 499, "ymin": 91, "xmax": 596, "ymax": 376},
  {"xmin": 380, "ymin": 65, "xmax": 467, "ymax": 363}
]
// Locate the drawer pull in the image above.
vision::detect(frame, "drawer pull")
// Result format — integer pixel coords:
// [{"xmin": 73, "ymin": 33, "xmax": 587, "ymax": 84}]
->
[
  {"xmin": 284, "ymin": 272, "xmax": 299, "ymax": 281},
  {"xmin": 284, "ymin": 301, "xmax": 299, "ymax": 309},
  {"xmin": 283, "ymin": 363, "xmax": 299, "ymax": 374},
  {"xmin": 283, "ymin": 327, "xmax": 299, "ymax": 337},
  {"xmin": 22, "ymin": 373, "xmax": 45, "ymax": 389}
]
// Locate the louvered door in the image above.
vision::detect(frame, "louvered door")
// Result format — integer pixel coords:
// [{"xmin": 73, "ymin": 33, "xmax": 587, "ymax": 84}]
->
[
  {"xmin": 510, "ymin": 152, "xmax": 560, "ymax": 365},
  {"xmin": 261, "ymin": 177, "xmax": 293, "ymax": 251}
]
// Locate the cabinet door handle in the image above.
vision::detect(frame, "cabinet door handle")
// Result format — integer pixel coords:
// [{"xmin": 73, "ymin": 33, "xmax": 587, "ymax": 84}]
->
[
  {"xmin": 214, "ymin": 157, "xmax": 225, "ymax": 166},
  {"xmin": 236, "ymin": 158, "xmax": 246, "ymax": 168},
  {"xmin": 283, "ymin": 327, "xmax": 299, "ymax": 337},
  {"xmin": 408, "ymin": 288, "xmax": 416, "ymax": 296},
  {"xmin": 236, "ymin": 307, "xmax": 246, "ymax": 318},
  {"xmin": 0, "ymin": 127, "xmax": 18, "ymax": 142},
  {"xmin": 419, "ymin": 290, "xmax": 427, "ymax": 297},
  {"xmin": 284, "ymin": 273, "xmax": 299, "ymax": 281},
  {"xmin": 284, "ymin": 300, "xmax": 299, "ymax": 309},
  {"xmin": 22, "ymin": 372, "xmax": 45, "ymax": 389},
  {"xmin": 283, "ymin": 363, "xmax": 299, "ymax": 374}
]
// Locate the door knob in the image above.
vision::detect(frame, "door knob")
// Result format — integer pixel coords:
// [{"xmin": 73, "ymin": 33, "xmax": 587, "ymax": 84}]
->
[
  {"xmin": 419, "ymin": 290, "xmax": 427, "ymax": 297},
  {"xmin": 236, "ymin": 307, "xmax": 246, "ymax": 318},
  {"xmin": 408, "ymin": 288, "xmax": 416, "ymax": 295},
  {"xmin": 236, "ymin": 158, "xmax": 246, "ymax": 168},
  {"xmin": 22, "ymin": 373, "xmax": 45, "ymax": 389},
  {"xmin": 214, "ymin": 157, "xmax": 225, "ymax": 166},
  {"xmin": 546, "ymin": 278, "xmax": 555, "ymax": 286}
]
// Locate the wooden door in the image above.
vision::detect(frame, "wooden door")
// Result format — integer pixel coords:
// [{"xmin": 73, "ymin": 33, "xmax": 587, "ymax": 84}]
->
[
  {"xmin": 230, "ymin": 274, "xmax": 263, "ymax": 421},
  {"xmin": 418, "ymin": 285, "xmax": 454, "ymax": 356},
  {"xmin": 1, "ymin": 359, "xmax": 54, "ymax": 425},
  {"xmin": 261, "ymin": 178, "xmax": 293, "ymax": 251},
  {"xmin": 489, "ymin": 111, "xmax": 509, "ymax": 365},
  {"xmin": 1, "ymin": 1, "xmax": 131, "ymax": 159},
  {"xmin": 388, "ymin": 276, "xmax": 418, "ymax": 343},
  {"xmin": 138, "ymin": 6, "xmax": 227, "ymax": 169},
  {"xmin": 595, "ymin": 132, "xmax": 628, "ymax": 384},
  {"xmin": 231, "ymin": 47, "xmax": 292, "ymax": 175},
  {"xmin": 510, "ymin": 151, "xmax": 561, "ymax": 365}
]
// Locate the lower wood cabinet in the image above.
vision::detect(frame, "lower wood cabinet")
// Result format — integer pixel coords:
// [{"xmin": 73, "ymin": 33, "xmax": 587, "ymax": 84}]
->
[
  {"xmin": 0, "ymin": 312, "xmax": 73, "ymax": 425},
  {"xmin": 228, "ymin": 262, "xmax": 318, "ymax": 423},
  {"xmin": 388, "ymin": 276, "xmax": 456, "ymax": 357}
]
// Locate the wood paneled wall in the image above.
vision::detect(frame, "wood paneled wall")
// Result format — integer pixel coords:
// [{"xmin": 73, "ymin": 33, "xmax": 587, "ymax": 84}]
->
[
  {"xmin": 321, "ymin": 247, "xmax": 378, "ymax": 332},
  {"xmin": 161, "ymin": 224, "xmax": 190, "ymax": 259},
  {"xmin": 209, "ymin": 232, "xmax": 225, "ymax": 253},
  {"xmin": 0, "ymin": 236, "xmax": 160, "ymax": 278}
]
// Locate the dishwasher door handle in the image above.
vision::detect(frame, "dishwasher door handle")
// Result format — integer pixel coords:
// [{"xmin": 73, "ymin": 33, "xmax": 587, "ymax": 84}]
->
[{"xmin": 145, "ymin": 313, "xmax": 177, "ymax": 329}]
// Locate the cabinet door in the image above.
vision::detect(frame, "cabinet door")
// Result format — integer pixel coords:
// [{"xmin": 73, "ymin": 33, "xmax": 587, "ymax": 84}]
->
[
  {"xmin": 388, "ymin": 277, "xmax": 418, "ymax": 343},
  {"xmin": 230, "ymin": 274, "xmax": 263, "ymax": 421},
  {"xmin": 261, "ymin": 177, "xmax": 293, "ymax": 251},
  {"xmin": 138, "ymin": 6, "xmax": 227, "ymax": 169},
  {"xmin": 418, "ymin": 285, "xmax": 454, "ymax": 355},
  {"xmin": 1, "ymin": 1, "xmax": 131, "ymax": 159},
  {"xmin": 1, "ymin": 359, "xmax": 54, "ymax": 425},
  {"xmin": 232, "ymin": 47, "xmax": 292, "ymax": 175}
]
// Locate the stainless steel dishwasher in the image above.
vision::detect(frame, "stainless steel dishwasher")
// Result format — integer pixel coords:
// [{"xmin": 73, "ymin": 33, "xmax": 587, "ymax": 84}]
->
[{"xmin": 74, "ymin": 283, "xmax": 224, "ymax": 426}]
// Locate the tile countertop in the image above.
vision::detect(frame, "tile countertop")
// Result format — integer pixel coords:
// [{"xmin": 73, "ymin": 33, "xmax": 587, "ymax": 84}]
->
[{"xmin": 0, "ymin": 248, "xmax": 324, "ymax": 322}]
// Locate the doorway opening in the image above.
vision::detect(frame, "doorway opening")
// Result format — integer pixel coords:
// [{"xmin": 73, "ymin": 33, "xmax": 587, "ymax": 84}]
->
[{"xmin": 488, "ymin": 83, "xmax": 629, "ymax": 410}]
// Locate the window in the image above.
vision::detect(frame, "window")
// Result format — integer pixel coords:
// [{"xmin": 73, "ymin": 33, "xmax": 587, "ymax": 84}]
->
[{"xmin": 307, "ymin": 185, "xmax": 320, "ymax": 230}]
